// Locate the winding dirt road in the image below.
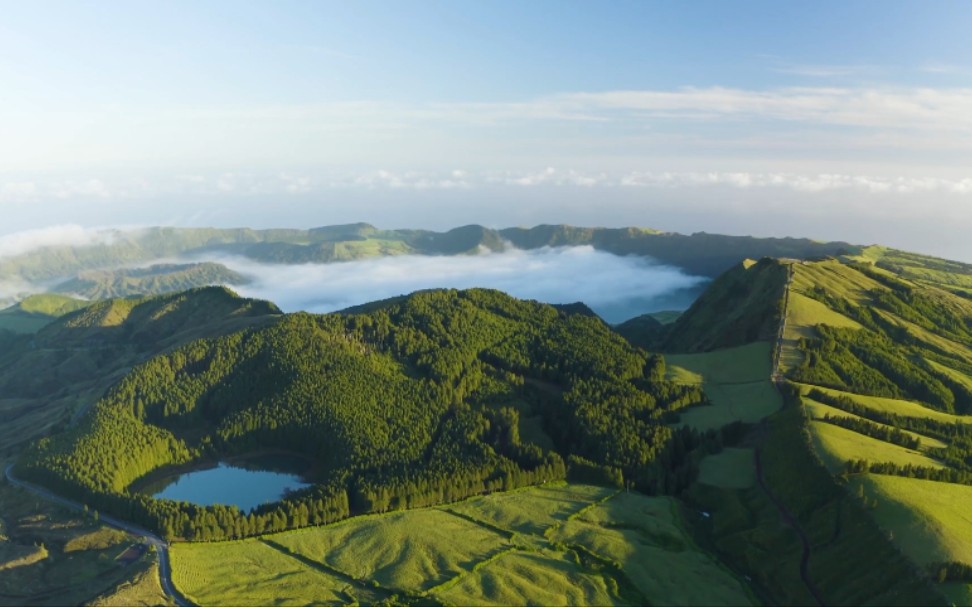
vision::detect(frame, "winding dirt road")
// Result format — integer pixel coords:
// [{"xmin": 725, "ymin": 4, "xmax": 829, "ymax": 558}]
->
[{"xmin": 4, "ymin": 464, "xmax": 192, "ymax": 607}]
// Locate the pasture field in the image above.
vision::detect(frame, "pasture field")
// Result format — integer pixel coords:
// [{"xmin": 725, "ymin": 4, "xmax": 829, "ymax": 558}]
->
[
  {"xmin": 872, "ymin": 308, "xmax": 972, "ymax": 360},
  {"xmin": 677, "ymin": 381, "xmax": 782, "ymax": 432},
  {"xmin": 847, "ymin": 475, "xmax": 972, "ymax": 567},
  {"xmin": 170, "ymin": 540, "xmax": 356, "ymax": 606},
  {"xmin": 270, "ymin": 509, "xmax": 507, "ymax": 592},
  {"xmin": 783, "ymin": 291, "xmax": 862, "ymax": 340},
  {"xmin": 790, "ymin": 260, "xmax": 882, "ymax": 304},
  {"xmin": 808, "ymin": 421, "xmax": 944, "ymax": 474},
  {"xmin": 446, "ymin": 483, "xmax": 612, "ymax": 536},
  {"xmin": 647, "ymin": 310, "xmax": 681, "ymax": 324},
  {"xmin": 169, "ymin": 483, "xmax": 755, "ymax": 606},
  {"xmin": 795, "ymin": 383, "xmax": 972, "ymax": 426},
  {"xmin": 435, "ymin": 550, "xmax": 622, "ymax": 607},
  {"xmin": 698, "ymin": 448, "xmax": 756, "ymax": 489},
  {"xmin": 803, "ymin": 398, "xmax": 947, "ymax": 450},
  {"xmin": 666, "ymin": 342, "xmax": 782, "ymax": 431},
  {"xmin": 549, "ymin": 493, "xmax": 757, "ymax": 606}
]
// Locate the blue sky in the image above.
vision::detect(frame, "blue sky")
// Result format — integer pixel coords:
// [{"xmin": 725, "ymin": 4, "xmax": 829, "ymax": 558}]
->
[{"xmin": 2, "ymin": 1, "xmax": 972, "ymax": 258}]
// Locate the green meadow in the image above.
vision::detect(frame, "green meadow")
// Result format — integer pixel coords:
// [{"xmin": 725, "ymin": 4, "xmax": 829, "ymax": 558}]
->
[
  {"xmin": 666, "ymin": 342, "xmax": 782, "ymax": 431},
  {"xmin": 847, "ymin": 475, "xmax": 972, "ymax": 567},
  {"xmin": 170, "ymin": 483, "xmax": 755, "ymax": 606},
  {"xmin": 808, "ymin": 421, "xmax": 945, "ymax": 474},
  {"xmin": 698, "ymin": 448, "xmax": 756, "ymax": 489},
  {"xmin": 803, "ymin": 398, "xmax": 947, "ymax": 450},
  {"xmin": 796, "ymin": 383, "xmax": 972, "ymax": 426}
]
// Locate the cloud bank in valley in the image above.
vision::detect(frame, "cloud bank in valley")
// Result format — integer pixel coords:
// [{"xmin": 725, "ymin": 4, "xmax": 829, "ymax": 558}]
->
[{"xmin": 222, "ymin": 246, "xmax": 707, "ymax": 324}]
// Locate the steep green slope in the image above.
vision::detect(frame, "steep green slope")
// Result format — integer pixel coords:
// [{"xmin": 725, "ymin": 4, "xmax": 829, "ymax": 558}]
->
[
  {"xmin": 659, "ymin": 258, "xmax": 788, "ymax": 352},
  {"xmin": 17, "ymin": 288, "xmax": 708, "ymax": 542},
  {"xmin": 770, "ymin": 256, "xmax": 972, "ymax": 601},
  {"xmin": 0, "ymin": 287, "xmax": 281, "ymax": 454},
  {"xmin": 787, "ymin": 260, "xmax": 972, "ymax": 414},
  {"xmin": 52, "ymin": 262, "xmax": 247, "ymax": 299},
  {"xmin": 644, "ymin": 256, "xmax": 945, "ymax": 605}
]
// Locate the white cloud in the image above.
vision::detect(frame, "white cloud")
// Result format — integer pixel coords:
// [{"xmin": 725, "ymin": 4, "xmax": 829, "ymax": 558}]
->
[
  {"xmin": 617, "ymin": 171, "xmax": 972, "ymax": 194},
  {"xmin": 0, "ymin": 225, "xmax": 122, "ymax": 259},
  {"xmin": 221, "ymin": 246, "xmax": 706, "ymax": 323}
]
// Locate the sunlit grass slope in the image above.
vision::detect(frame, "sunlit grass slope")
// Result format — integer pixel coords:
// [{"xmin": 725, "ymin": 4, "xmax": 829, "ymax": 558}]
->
[
  {"xmin": 809, "ymin": 421, "xmax": 945, "ymax": 474},
  {"xmin": 797, "ymin": 384, "xmax": 972, "ymax": 426},
  {"xmin": 848, "ymin": 475, "xmax": 972, "ymax": 567},
  {"xmin": 270, "ymin": 509, "xmax": 507, "ymax": 592},
  {"xmin": 447, "ymin": 483, "xmax": 612, "ymax": 536},
  {"xmin": 170, "ymin": 483, "xmax": 755, "ymax": 606},
  {"xmin": 804, "ymin": 397, "xmax": 946, "ymax": 450}
]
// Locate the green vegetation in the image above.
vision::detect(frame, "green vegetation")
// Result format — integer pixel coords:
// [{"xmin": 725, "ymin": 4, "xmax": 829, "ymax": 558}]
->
[
  {"xmin": 53, "ymin": 262, "xmax": 247, "ymax": 300},
  {"xmin": 808, "ymin": 421, "xmax": 942, "ymax": 474},
  {"xmin": 18, "ymin": 288, "xmax": 709, "ymax": 541},
  {"xmin": 697, "ymin": 448, "xmax": 756, "ymax": 489},
  {"xmin": 659, "ymin": 258, "xmax": 788, "ymax": 352},
  {"xmin": 88, "ymin": 561, "xmax": 173, "ymax": 607},
  {"xmin": 665, "ymin": 342, "xmax": 782, "ymax": 431},
  {"xmin": 0, "ymin": 294, "xmax": 90, "ymax": 334},
  {"xmin": 0, "ymin": 286, "xmax": 279, "ymax": 455},
  {"xmin": 549, "ymin": 492, "xmax": 755, "ymax": 606},
  {"xmin": 685, "ymin": 402, "xmax": 943, "ymax": 606},
  {"xmin": 803, "ymin": 398, "xmax": 946, "ymax": 450},
  {"xmin": 170, "ymin": 483, "xmax": 754, "ymax": 606},
  {"xmin": 0, "ymin": 474, "xmax": 150, "ymax": 607},
  {"xmin": 771, "ymin": 256, "xmax": 972, "ymax": 601},
  {"xmin": 847, "ymin": 475, "xmax": 972, "ymax": 567}
]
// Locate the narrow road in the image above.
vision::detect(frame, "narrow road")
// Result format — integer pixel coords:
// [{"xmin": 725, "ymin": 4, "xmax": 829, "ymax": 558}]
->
[
  {"xmin": 4, "ymin": 464, "xmax": 193, "ymax": 607},
  {"xmin": 762, "ymin": 261, "xmax": 825, "ymax": 606},
  {"xmin": 753, "ymin": 450, "xmax": 826, "ymax": 607}
]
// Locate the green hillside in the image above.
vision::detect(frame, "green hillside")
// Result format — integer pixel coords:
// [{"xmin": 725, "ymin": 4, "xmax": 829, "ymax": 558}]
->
[
  {"xmin": 771, "ymin": 255, "xmax": 972, "ymax": 602},
  {"xmin": 659, "ymin": 258, "xmax": 789, "ymax": 352},
  {"xmin": 52, "ymin": 262, "xmax": 248, "ymax": 299},
  {"xmin": 17, "ymin": 287, "xmax": 709, "ymax": 543},
  {"xmin": 0, "ymin": 287, "xmax": 280, "ymax": 454},
  {"xmin": 0, "ymin": 293, "xmax": 91, "ymax": 334}
]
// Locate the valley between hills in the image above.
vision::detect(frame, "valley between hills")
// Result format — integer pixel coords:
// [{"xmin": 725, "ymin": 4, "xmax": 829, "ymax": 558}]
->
[{"xmin": 2, "ymin": 224, "xmax": 972, "ymax": 606}]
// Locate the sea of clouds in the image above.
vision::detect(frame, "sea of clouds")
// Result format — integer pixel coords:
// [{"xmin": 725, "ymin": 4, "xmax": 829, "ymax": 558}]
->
[{"xmin": 217, "ymin": 245, "xmax": 706, "ymax": 324}]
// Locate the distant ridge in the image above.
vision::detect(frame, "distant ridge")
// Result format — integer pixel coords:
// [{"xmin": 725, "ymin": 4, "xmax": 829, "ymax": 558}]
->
[{"xmin": 0, "ymin": 224, "xmax": 859, "ymax": 294}]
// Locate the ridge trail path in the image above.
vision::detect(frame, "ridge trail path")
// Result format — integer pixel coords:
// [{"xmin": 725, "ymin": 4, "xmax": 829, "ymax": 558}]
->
[
  {"xmin": 762, "ymin": 261, "xmax": 826, "ymax": 606},
  {"xmin": 4, "ymin": 464, "xmax": 193, "ymax": 607}
]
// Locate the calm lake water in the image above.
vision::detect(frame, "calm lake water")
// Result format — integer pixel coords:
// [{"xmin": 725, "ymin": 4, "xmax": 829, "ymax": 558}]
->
[{"xmin": 141, "ymin": 454, "xmax": 312, "ymax": 512}]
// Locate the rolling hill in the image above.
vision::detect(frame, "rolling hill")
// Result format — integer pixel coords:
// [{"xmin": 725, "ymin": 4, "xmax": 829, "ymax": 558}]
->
[
  {"xmin": 11, "ymin": 225, "xmax": 972, "ymax": 605},
  {"xmin": 16, "ymin": 287, "xmax": 708, "ymax": 544}
]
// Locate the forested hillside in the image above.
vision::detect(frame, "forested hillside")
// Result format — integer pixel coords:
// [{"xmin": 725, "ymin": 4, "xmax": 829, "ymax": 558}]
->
[{"xmin": 17, "ymin": 288, "xmax": 714, "ymax": 541}]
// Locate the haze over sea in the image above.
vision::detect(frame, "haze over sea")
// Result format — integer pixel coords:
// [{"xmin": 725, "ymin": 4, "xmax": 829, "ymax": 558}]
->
[{"xmin": 2, "ymin": 1, "xmax": 972, "ymax": 261}]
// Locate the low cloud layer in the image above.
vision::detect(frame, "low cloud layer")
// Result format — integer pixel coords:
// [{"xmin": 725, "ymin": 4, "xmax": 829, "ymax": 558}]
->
[{"xmin": 222, "ymin": 246, "xmax": 706, "ymax": 324}]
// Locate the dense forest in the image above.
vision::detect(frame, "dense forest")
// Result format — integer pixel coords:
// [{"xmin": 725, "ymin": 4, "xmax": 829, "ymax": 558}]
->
[{"xmin": 17, "ymin": 287, "xmax": 713, "ymax": 541}]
